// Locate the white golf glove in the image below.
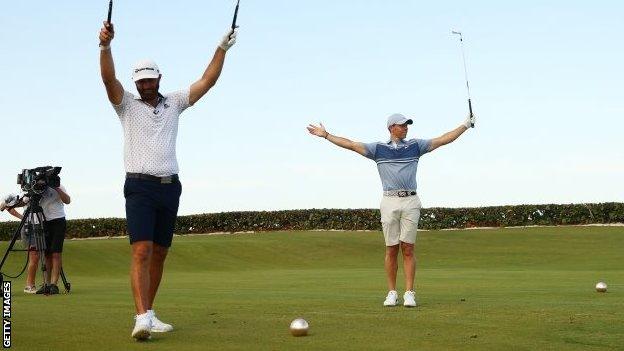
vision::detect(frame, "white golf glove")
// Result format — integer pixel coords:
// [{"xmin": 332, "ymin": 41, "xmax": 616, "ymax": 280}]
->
[
  {"xmin": 218, "ymin": 29, "xmax": 237, "ymax": 51},
  {"xmin": 463, "ymin": 114, "xmax": 476, "ymax": 129}
]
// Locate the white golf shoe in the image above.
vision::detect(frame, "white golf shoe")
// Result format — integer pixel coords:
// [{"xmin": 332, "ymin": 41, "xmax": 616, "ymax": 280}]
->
[
  {"xmin": 148, "ymin": 310, "xmax": 173, "ymax": 333},
  {"xmin": 403, "ymin": 290, "xmax": 417, "ymax": 307},
  {"xmin": 383, "ymin": 290, "xmax": 399, "ymax": 306},
  {"xmin": 132, "ymin": 312, "xmax": 152, "ymax": 341}
]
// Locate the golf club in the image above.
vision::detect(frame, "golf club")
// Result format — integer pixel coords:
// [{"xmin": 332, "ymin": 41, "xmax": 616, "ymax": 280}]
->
[
  {"xmin": 451, "ymin": 30, "xmax": 474, "ymax": 126},
  {"xmin": 230, "ymin": 0, "xmax": 240, "ymax": 38},
  {"xmin": 107, "ymin": 0, "xmax": 113, "ymax": 24}
]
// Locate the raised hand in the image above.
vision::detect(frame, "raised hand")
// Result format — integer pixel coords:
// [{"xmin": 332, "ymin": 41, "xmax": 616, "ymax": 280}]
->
[
  {"xmin": 463, "ymin": 114, "xmax": 476, "ymax": 129},
  {"xmin": 99, "ymin": 21, "xmax": 115, "ymax": 47},
  {"xmin": 219, "ymin": 29, "xmax": 238, "ymax": 51},
  {"xmin": 307, "ymin": 123, "xmax": 329, "ymax": 138}
]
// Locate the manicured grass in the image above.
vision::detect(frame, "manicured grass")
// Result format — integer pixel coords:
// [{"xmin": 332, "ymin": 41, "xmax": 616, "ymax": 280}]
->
[{"xmin": 1, "ymin": 226, "xmax": 623, "ymax": 350}]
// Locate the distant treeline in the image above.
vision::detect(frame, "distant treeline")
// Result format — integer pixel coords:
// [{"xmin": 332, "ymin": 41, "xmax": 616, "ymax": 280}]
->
[{"xmin": 1, "ymin": 203, "xmax": 623, "ymax": 240}]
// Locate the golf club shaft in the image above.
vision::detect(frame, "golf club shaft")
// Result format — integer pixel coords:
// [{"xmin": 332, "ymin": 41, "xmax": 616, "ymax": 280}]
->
[
  {"xmin": 231, "ymin": 0, "xmax": 240, "ymax": 30},
  {"xmin": 454, "ymin": 31, "xmax": 474, "ymax": 125},
  {"xmin": 458, "ymin": 36, "xmax": 471, "ymax": 100},
  {"xmin": 107, "ymin": 0, "xmax": 113, "ymax": 24},
  {"xmin": 461, "ymin": 42, "xmax": 474, "ymax": 125}
]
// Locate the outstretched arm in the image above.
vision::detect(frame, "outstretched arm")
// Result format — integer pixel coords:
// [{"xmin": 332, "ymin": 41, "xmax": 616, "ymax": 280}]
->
[
  {"xmin": 428, "ymin": 114, "xmax": 476, "ymax": 152},
  {"xmin": 189, "ymin": 29, "xmax": 237, "ymax": 106},
  {"xmin": 99, "ymin": 21, "xmax": 124, "ymax": 105},
  {"xmin": 307, "ymin": 123, "xmax": 368, "ymax": 157}
]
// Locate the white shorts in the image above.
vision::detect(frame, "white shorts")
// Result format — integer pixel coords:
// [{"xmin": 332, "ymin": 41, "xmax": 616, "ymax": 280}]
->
[{"xmin": 380, "ymin": 194, "xmax": 422, "ymax": 246}]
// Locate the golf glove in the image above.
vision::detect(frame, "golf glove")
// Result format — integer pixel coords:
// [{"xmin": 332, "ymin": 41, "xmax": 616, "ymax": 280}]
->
[
  {"xmin": 463, "ymin": 114, "xmax": 476, "ymax": 129},
  {"xmin": 219, "ymin": 29, "xmax": 237, "ymax": 51}
]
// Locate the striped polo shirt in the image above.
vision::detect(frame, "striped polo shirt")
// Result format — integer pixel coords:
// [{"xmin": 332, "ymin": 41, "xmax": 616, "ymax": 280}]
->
[{"xmin": 364, "ymin": 138, "xmax": 432, "ymax": 191}]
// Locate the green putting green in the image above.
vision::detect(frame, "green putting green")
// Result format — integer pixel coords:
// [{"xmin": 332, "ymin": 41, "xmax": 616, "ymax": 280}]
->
[{"xmin": 2, "ymin": 226, "xmax": 623, "ymax": 350}]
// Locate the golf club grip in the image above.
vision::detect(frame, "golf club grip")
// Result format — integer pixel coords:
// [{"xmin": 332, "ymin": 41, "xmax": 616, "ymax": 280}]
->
[
  {"xmin": 231, "ymin": 3, "xmax": 239, "ymax": 30},
  {"xmin": 468, "ymin": 99, "xmax": 474, "ymax": 127},
  {"xmin": 107, "ymin": 0, "xmax": 112, "ymax": 23}
]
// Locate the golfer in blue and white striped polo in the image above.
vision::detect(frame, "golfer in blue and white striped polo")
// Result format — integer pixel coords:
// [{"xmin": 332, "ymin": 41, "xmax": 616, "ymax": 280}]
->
[{"xmin": 307, "ymin": 112, "xmax": 475, "ymax": 307}]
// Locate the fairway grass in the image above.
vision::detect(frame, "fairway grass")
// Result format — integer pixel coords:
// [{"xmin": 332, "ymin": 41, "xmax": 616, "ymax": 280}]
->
[{"xmin": 2, "ymin": 226, "xmax": 623, "ymax": 350}]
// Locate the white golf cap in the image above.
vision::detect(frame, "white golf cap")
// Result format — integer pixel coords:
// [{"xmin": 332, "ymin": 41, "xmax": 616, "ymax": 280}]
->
[
  {"xmin": 386, "ymin": 113, "xmax": 413, "ymax": 128},
  {"xmin": 132, "ymin": 59, "xmax": 161, "ymax": 81}
]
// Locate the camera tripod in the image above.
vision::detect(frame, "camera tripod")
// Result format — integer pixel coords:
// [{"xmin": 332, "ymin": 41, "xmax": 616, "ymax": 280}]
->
[{"xmin": 0, "ymin": 194, "xmax": 71, "ymax": 293}]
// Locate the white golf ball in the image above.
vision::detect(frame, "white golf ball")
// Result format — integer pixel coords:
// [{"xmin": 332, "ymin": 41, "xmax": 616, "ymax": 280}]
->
[
  {"xmin": 595, "ymin": 281, "xmax": 607, "ymax": 293},
  {"xmin": 289, "ymin": 318, "xmax": 309, "ymax": 337}
]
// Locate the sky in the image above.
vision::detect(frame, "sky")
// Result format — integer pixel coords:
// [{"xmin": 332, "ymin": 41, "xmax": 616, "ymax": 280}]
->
[{"xmin": 0, "ymin": 1, "xmax": 622, "ymax": 220}]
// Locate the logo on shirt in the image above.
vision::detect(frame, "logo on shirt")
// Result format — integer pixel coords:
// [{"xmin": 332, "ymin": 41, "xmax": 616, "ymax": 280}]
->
[{"xmin": 153, "ymin": 104, "xmax": 170, "ymax": 115}]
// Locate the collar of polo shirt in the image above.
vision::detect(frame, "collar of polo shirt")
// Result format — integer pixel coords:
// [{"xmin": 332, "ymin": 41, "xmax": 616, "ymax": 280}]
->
[
  {"xmin": 134, "ymin": 93, "xmax": 166, "ymax": 102},
  {"xmin": 386, "ymin": 138, "xmax": 407, "ymax": 144}
]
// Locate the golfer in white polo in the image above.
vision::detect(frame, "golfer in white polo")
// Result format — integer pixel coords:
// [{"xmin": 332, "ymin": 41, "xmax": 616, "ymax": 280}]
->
[
  {"xmin": 308, "ymin": 113, "xmax": 475, "ymax": 307},
  {"xmin": 99, "ymin": 19, "xmax": 237, "ymax": 340}
]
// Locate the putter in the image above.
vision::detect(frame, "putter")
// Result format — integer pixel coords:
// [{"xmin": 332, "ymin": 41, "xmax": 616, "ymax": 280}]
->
[
  {"xmin": 451, "ymin": 30, "xmax": 474, "ymax": 126},
  {"xmin": 107, "ymin": 0, "xmax": 113, "ymax": 24}
]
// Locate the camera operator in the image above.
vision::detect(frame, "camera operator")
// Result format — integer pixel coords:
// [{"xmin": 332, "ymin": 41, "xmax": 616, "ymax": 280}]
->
[{"xmin": 20, "ymin": 184, "xmax": 71, "ymax": 295}]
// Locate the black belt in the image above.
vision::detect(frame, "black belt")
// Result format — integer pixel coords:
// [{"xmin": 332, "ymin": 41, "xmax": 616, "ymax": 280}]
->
[{"xmin": 126, "ymin": 173, "xmax": 178, "ymax": 184}]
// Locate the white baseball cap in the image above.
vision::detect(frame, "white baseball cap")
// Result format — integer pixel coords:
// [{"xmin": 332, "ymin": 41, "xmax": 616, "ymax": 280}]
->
[
  {"xmin": 386, "ymin": 113, "xmax": 413, "ymax": 128},
  {"xmin": 132, "ymin": 59, "xmax": 161, "ymax": 82}
]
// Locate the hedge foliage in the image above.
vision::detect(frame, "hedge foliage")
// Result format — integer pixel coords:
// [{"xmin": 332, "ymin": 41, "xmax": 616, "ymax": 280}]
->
[{"xmin": 1, "ymin": 203, "xmax": 623, "ymax": 241}]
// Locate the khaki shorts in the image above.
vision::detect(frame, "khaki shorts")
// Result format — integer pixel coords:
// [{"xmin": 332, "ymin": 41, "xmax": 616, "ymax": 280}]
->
[{"xmin": 380, "ymin": 194, "xmax": 422, "ymax": 246}]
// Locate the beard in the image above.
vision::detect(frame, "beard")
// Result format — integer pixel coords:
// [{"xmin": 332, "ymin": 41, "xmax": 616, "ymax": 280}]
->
[
  {"xmin": 138, "ymin": 88, "xmax": 158, "ymax": 101},
  {"xmin": 135, "ymin": 79, "xmax": 160, "ymax": 101}
]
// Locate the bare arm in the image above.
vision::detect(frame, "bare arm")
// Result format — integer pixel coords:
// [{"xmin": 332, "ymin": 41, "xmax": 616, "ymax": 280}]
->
[
  {"xmin": 189, "ymin": 29, "xmax": 237, "ymax": 106},
  {"xmin": 189, "ymin": 48, "xmax": 227, "ymax": 106},
  {"xmin": 55, "ymin": 187, "xmax": 71, "ymax": 205},
  {"xmin": 429, "ymin": 125, "xmax": 468, "ymax": 152},
  {"xmin": 428, "ymin": 115, "xmax": 476, "ymax": 152},
  {"xmin": 8, "ymin": 208, "xmax": 22, "ymax": 220},
  {"xmin": 307, "ymin": 123, "xmax": 368, "ymax": 157},
  {"xmin": 99, "ymin": 21, "xmax": 124, "ymax": 105}
]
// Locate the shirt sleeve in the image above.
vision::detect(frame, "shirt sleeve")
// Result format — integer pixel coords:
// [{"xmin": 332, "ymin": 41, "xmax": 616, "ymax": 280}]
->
[
  {"xmin": 112, "ymin": 90, "xmax": 135, "ymax": 120},
  {"xmin": 363, "ymin": 142, "xmax": 378, "ymax": 160},
  {"xmin": 416, "ymin": 139, "xmax": 432, "ymax": 156},
  {"xmin": 167, "ymin": 89, "xmax": 191, "ymax": 115}
]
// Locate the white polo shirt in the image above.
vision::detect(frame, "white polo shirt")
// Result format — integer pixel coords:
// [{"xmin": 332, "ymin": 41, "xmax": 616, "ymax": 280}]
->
[
  {"xmin": 23, "ymin": 185, "xmax": 68, "ymax": 221},
  {"xmin": 113, "ymin": 89, "xmax": 191, "ymax": 177}
]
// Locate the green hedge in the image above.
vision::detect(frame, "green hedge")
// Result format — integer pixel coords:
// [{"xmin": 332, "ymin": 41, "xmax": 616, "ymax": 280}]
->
[{"xmin": 1, "ymin": 203, "xmax": 623, "ymax": 241}]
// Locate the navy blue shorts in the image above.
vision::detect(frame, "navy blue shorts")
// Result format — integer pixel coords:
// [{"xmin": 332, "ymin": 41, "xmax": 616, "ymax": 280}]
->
[{"xmin": 124, "ymin": 177, "xmax": 182, "ymax": 247}]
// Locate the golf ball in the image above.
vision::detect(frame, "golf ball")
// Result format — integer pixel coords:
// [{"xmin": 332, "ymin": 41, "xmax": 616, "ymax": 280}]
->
[
  {"xmin": 289, "ymin": 318, "xmax": 309, "ymax": 337},
  {"xmin": 595, "ymin": 281, "xmax": 607, "ymax": 293}
]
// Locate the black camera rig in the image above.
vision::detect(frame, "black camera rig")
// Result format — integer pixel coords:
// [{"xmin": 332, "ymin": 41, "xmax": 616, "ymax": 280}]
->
[{"xmin": 17, "ymin": 166, "xmax": 62, "ymax": 194}]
